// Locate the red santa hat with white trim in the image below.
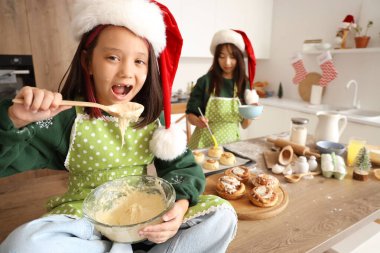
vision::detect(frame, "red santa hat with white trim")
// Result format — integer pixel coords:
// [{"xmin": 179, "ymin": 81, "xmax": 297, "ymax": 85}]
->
[
  {"xmin": 210, "ymin": 29, "xmax": 259, "ymax": 104},
  {"xmin": 340, "ymin": 14, "xmax": 357, "ymax": 29},
  {"xmin": 71, "ymin": 0, "xmax": 186, "ymax": 161}
]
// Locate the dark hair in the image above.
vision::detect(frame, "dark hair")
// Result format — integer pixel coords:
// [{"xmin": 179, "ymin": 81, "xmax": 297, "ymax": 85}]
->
[
  {"xmin": 58, "ymin": 28, "xmax": 162, "ymax": 128},
  {"xmin": 208, "ymin": 43, "xmax": 247, "ymax": 98}
]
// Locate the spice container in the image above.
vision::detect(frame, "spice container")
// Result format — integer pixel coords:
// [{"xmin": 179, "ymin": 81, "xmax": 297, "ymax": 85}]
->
[{"xmin": 290, "ymin": 117, "xmax": 309, "ymax": 146}]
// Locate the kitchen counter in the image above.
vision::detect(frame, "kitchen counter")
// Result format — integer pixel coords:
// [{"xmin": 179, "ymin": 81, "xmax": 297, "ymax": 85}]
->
[
  {"xmin": 1, "ymin": 136, "xmax": 379, "ymax": 252},
  {"xmin": 206, "ymin": 136, "xmax": 380, "ymax": 253},
  {"xmin": 261, "ymin": 97, "xmax": 380, "ymax": 127}
]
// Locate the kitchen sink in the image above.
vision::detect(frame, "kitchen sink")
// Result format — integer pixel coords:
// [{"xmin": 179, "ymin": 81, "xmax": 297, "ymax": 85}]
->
[{"xmin": 339, "ymin": 109, "xmax": 380, "ymax": 118}]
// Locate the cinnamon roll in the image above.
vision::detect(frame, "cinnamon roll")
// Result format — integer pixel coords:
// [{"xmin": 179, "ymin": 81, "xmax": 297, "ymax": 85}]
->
[
  {"xmin": 216, "ymin": 175, "xmax": 246, "ymax": 200},
  {"xmin": 252, "ymin": 174, "xmax": 279, "ymax": 190},
  {"xmin": 248, "ymin": 185, "xmax": 278, "ymax": 207},
  {"xmin": 224, "ymin": 166, "xmax": 250, "ymax": 183}
]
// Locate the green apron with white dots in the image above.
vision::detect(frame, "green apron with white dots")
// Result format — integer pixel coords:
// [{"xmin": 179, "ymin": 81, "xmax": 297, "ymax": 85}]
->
[
  {"xmin": 46, "ymin": 108, "xmax": 234, "ymax": 221},
  {"xmin": 189, "ymin": 88, "xmax": 242, "ymax": 149},
  {"xmin": 46, "ymin": 107, "xmax": 156, "ymax": 217}
]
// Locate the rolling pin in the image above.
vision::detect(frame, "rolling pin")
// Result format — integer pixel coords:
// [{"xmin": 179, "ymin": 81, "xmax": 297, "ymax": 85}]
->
[{"xmin": 267, "ymin": 137, "xmax": 320, "ymax": 158}]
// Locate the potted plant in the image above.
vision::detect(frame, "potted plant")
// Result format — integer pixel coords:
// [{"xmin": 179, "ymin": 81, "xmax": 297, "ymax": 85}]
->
[
  {"xmin": 354, "ymin": 21, "xmax": 374, "ymax": 48},
  {"xmin": 353, "ymin": 146, "xmax": 372, "ymax": 181}
]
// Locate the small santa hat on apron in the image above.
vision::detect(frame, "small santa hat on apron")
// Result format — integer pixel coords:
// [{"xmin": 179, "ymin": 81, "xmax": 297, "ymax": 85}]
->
[
  {"xmin": 209, "ymin": 29, "xmax": 259, "ymax": 104},
  {"xmin": 72, "ymin": 0, "xmax": 186, "ymax": 161}
]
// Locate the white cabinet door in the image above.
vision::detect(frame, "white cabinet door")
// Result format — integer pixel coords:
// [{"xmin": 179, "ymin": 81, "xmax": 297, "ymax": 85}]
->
[{"xmin": 158, "ymin": 0, "xmax": 273, "ymax": 58}]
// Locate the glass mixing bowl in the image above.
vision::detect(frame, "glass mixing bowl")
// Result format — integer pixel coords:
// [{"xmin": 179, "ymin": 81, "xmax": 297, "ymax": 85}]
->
[{"xmin": 83, "ymin": 175, "xmax": 175, "ymax": 243}]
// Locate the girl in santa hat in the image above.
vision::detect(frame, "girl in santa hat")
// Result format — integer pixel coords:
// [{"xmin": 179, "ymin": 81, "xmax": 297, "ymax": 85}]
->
[
  {"xmin": 0, "ymin": 1, "xmax": 237, "ymax": 252},
  {"xmin": 186, "ymin": 29, "xmax": 259, "ymax": 149}
]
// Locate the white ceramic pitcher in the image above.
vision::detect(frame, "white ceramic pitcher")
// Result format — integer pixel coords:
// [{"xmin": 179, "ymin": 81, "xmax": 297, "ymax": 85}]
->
[{"xmin": 315, "ymin": 112, "xmax": 347, "ymax": 142}]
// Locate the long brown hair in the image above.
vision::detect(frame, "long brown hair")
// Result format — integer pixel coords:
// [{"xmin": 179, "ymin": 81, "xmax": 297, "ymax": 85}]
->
[
  {"xmin": 208, "ymin": 43, "xmax": 247, "ymax": 98},
  {"xmin": 58, "ymin": 27, "xmax": 162, "ymax": 128}
]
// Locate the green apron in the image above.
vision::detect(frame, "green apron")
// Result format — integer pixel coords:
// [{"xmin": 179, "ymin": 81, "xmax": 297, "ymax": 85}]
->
[
  {"xmin": 189, "ymin": 87, "xmax": 243, "ymax": 149},
  {"xmin": 46, "ymin": 107, "xmax": 234, "ymax": 222}
]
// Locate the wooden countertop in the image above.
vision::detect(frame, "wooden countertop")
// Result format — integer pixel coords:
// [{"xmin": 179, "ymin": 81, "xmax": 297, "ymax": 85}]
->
[
  {"xmin": 1, "ymin": 136, "xmax": 379, "ymax": 252},
  {"xmin": 212, "ymin": 137, "xmax": 380, "ymax": 253}
]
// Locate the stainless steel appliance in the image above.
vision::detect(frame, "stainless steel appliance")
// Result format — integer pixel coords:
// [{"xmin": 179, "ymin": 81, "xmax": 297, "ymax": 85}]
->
[{"xmin": 0, "ymin": 55, "xmax": 36, "ymax": 100}]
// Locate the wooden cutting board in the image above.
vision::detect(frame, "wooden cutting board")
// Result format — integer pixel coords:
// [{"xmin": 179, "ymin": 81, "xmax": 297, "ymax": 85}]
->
[
  {"xmin": 204, "ymin": 174, "xmax": 289, "ymax": 220},
  {"xmin": 298, "ymin": 72, "xmax": 324, "ymax": 102}
]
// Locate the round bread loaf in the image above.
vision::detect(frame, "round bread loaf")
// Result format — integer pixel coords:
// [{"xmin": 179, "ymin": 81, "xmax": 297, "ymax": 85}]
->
[
  {"xmin": 203, "ymin": 159, "xmax": 219, "ymax": 170},
  {"xmin": 219, "ymin": 152, "xmax": 236, "ymax": 166},
  {"xmin": 208, "ymin": 146, "xmax": 223, "ymax": 158}
]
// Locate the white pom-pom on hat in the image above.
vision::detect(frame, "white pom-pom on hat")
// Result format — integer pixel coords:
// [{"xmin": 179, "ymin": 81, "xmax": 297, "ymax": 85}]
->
[
  {"xmin": 150, "ymin": 124, "xmax": 187, "ymax": 161},
  {"xmin": 244, "ymin": 89, "xmax": 260, "ymax": 105}
]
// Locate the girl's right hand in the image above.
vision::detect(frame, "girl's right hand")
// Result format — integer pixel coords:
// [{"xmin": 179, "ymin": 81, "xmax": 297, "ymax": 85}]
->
[
  {"xmin": 8, "ymin": 86, "xmax": 72, "ymax": 128},
  {"xmin": 198, "ymin": 116, "xmax": 209, "ymax": 128}
]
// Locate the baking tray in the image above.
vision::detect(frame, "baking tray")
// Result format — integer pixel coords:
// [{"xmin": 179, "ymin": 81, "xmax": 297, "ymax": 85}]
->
[{"xmin": 195, "ymin": 148, "xmax": 256, "ymax": 176}]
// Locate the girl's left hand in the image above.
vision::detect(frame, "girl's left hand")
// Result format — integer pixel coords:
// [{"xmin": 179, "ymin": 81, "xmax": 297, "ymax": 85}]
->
[{"xmin": 139, "ymin": 199, "xmax": 189, "ymax": 244}]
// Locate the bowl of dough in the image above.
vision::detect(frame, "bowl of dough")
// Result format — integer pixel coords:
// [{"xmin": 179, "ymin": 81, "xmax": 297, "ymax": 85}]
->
[
  {"xmin": 238, "ymin": 104, "xmax": 264, "ymax": 119},
  {"xmin": 83, "ymin": 175, "xmax": 175, "ymax": 243}
]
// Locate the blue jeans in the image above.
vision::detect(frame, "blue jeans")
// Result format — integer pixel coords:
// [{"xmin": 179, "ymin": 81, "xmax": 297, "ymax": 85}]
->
[{"xmin": 0, "ymin": 207, "xmax": 237, "ymax": 253}]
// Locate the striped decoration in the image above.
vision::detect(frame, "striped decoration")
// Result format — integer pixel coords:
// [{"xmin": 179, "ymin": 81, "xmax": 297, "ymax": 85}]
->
[
  {"xmin": 319, "ymin": 60, "xmax": 338, "ymax": 86},
  {"xmin": 292, "ymin": 59, "xmax": 308, "ymax": 84}
]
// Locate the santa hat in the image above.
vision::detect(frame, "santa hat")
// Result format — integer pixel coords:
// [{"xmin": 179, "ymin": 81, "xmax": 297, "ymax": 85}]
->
[
  {"xmin": 341, "ymin": 14, "xmax": 357, "ymax": 29},
  {"xmin": 72, "ymin": 0, "xmax": 186, "ymax": 161},
  {"xmin": 210, "ymin": 29, "xmax": 258, "ymax": 104}
]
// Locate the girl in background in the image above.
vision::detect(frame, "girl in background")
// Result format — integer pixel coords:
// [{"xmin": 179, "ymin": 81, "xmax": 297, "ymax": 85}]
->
[
  {"xmin": 0, "ymin": 1, "xmax": 236, "ymax": 252},
  {"xmin": 186, "ymin": 29, "xmax": 259, "ymax": 149}
]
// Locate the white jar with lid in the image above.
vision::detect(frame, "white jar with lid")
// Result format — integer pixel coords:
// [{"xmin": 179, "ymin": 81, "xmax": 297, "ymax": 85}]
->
[{"xmin": 290, "ymin": 117, "xmax": 309, "ymax": 146}]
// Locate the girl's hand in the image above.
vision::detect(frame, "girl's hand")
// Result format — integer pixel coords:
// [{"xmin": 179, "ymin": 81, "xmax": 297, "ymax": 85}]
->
[
  {"xmin": 139, "ymin": 199, "xmax": 189, "ymax": 244},
  {"xmin": 197, "ymin": 116, "xmax": 209, "ymax": 128},
  {"xmin": 8, "ymin": 86, "xmax": 71, "ymax": 128},
  {"xmin": 187, "ymin": 113, "xmax": 208, "ymax": 128}
]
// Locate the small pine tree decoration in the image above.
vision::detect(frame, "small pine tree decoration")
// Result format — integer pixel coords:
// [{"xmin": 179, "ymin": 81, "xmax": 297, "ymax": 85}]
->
[
  {"xmin": 353, "ymin": 146, "xmax": 371, "ymax": 181},
  {"xmin": 355, "ymin": 147, "xmax": 371, "ymax": 172}
]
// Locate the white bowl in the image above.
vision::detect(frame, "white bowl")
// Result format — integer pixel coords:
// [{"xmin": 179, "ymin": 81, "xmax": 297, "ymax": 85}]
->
[
  {"xmin": 238, "ymin": 105, "xmax": 264, "ymax": 119},
  {"xmin": 83, "ymin": 175, "xmax": 175, "ymax": 243},
  {"xmin": 316, "ymin": 141, "xmax": 346, "ymax": 155}
]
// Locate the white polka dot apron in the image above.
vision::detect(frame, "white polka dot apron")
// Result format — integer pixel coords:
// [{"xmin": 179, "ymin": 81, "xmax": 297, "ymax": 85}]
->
[
  {"xmin": 46, "ymin": 108, "xmax": 157, "ymax": 217},
  {"xmin": 46, "ymin": 108, "xmax": 234, "ymax": 222},
  {"xmin": 189, "ymin": 90, "xmax": 242, "ymax": 149}
]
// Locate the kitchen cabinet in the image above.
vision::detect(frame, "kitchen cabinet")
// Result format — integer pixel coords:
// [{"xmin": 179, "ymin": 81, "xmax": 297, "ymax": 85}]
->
[
  {"xmin": 240, "ymin": 105, "xmax": 380, "ymax": 145},
  {"xmin": 0, "ymin": 0, "xmax": 77, "ymax": 91},
  {"xmin": 158, "ymin": 0, "xmax": 273, "ymax": 59},
  {"xmin": 0, "ymin": 0, "xmax": 31, "ymax": 55}
]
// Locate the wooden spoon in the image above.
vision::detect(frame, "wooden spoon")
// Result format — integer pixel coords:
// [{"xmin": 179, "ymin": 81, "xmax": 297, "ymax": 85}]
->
[
  {"xmin": 284, "ymin": 171, "xmax": 321, "ymax": 183},
  {"xmin": 12, "ymin": 98, "xmax": 144, "ymax": 119}
]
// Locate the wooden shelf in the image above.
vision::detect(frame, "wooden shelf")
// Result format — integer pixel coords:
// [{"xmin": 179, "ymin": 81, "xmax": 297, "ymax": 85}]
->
[{"xmin": 303, "ymin": 47, "xmax": 380, "ymax": 54}]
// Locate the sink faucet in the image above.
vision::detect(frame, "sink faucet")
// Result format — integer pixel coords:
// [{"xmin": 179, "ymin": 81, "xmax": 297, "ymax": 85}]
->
[{"xmin": 346, "ymin": 80, "xmax": 360, "ymax": 109}]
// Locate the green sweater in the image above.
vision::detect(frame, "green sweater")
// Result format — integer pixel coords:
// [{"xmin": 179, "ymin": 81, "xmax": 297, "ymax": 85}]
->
[
  {"xmin": 186, "ymin": 73, "xmax": 248, "ymax": 116},
  {"xmin": 0, "ymin": 99, "xmax": 205, "ymax": 206}
]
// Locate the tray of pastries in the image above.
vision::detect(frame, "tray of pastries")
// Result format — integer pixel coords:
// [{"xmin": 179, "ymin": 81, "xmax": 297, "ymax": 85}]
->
[
  {"xmin": 204, "ymin": 171, "xmax": 289, "ymax": 220},
  {"xmin": 193, "ymin": 146, "xmax": 254, "ymax": 176}
]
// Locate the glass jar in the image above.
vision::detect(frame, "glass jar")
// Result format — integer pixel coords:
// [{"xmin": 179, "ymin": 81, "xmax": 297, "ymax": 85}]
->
[{"xmin": 290, "ymin": 117, "xmax": 309, "ymax": 146}]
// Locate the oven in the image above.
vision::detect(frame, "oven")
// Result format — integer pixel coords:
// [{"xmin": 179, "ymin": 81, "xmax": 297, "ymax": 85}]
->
[{"xmin": 0, "ymin": 55, "xmax": 36, "ymax": 101}]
